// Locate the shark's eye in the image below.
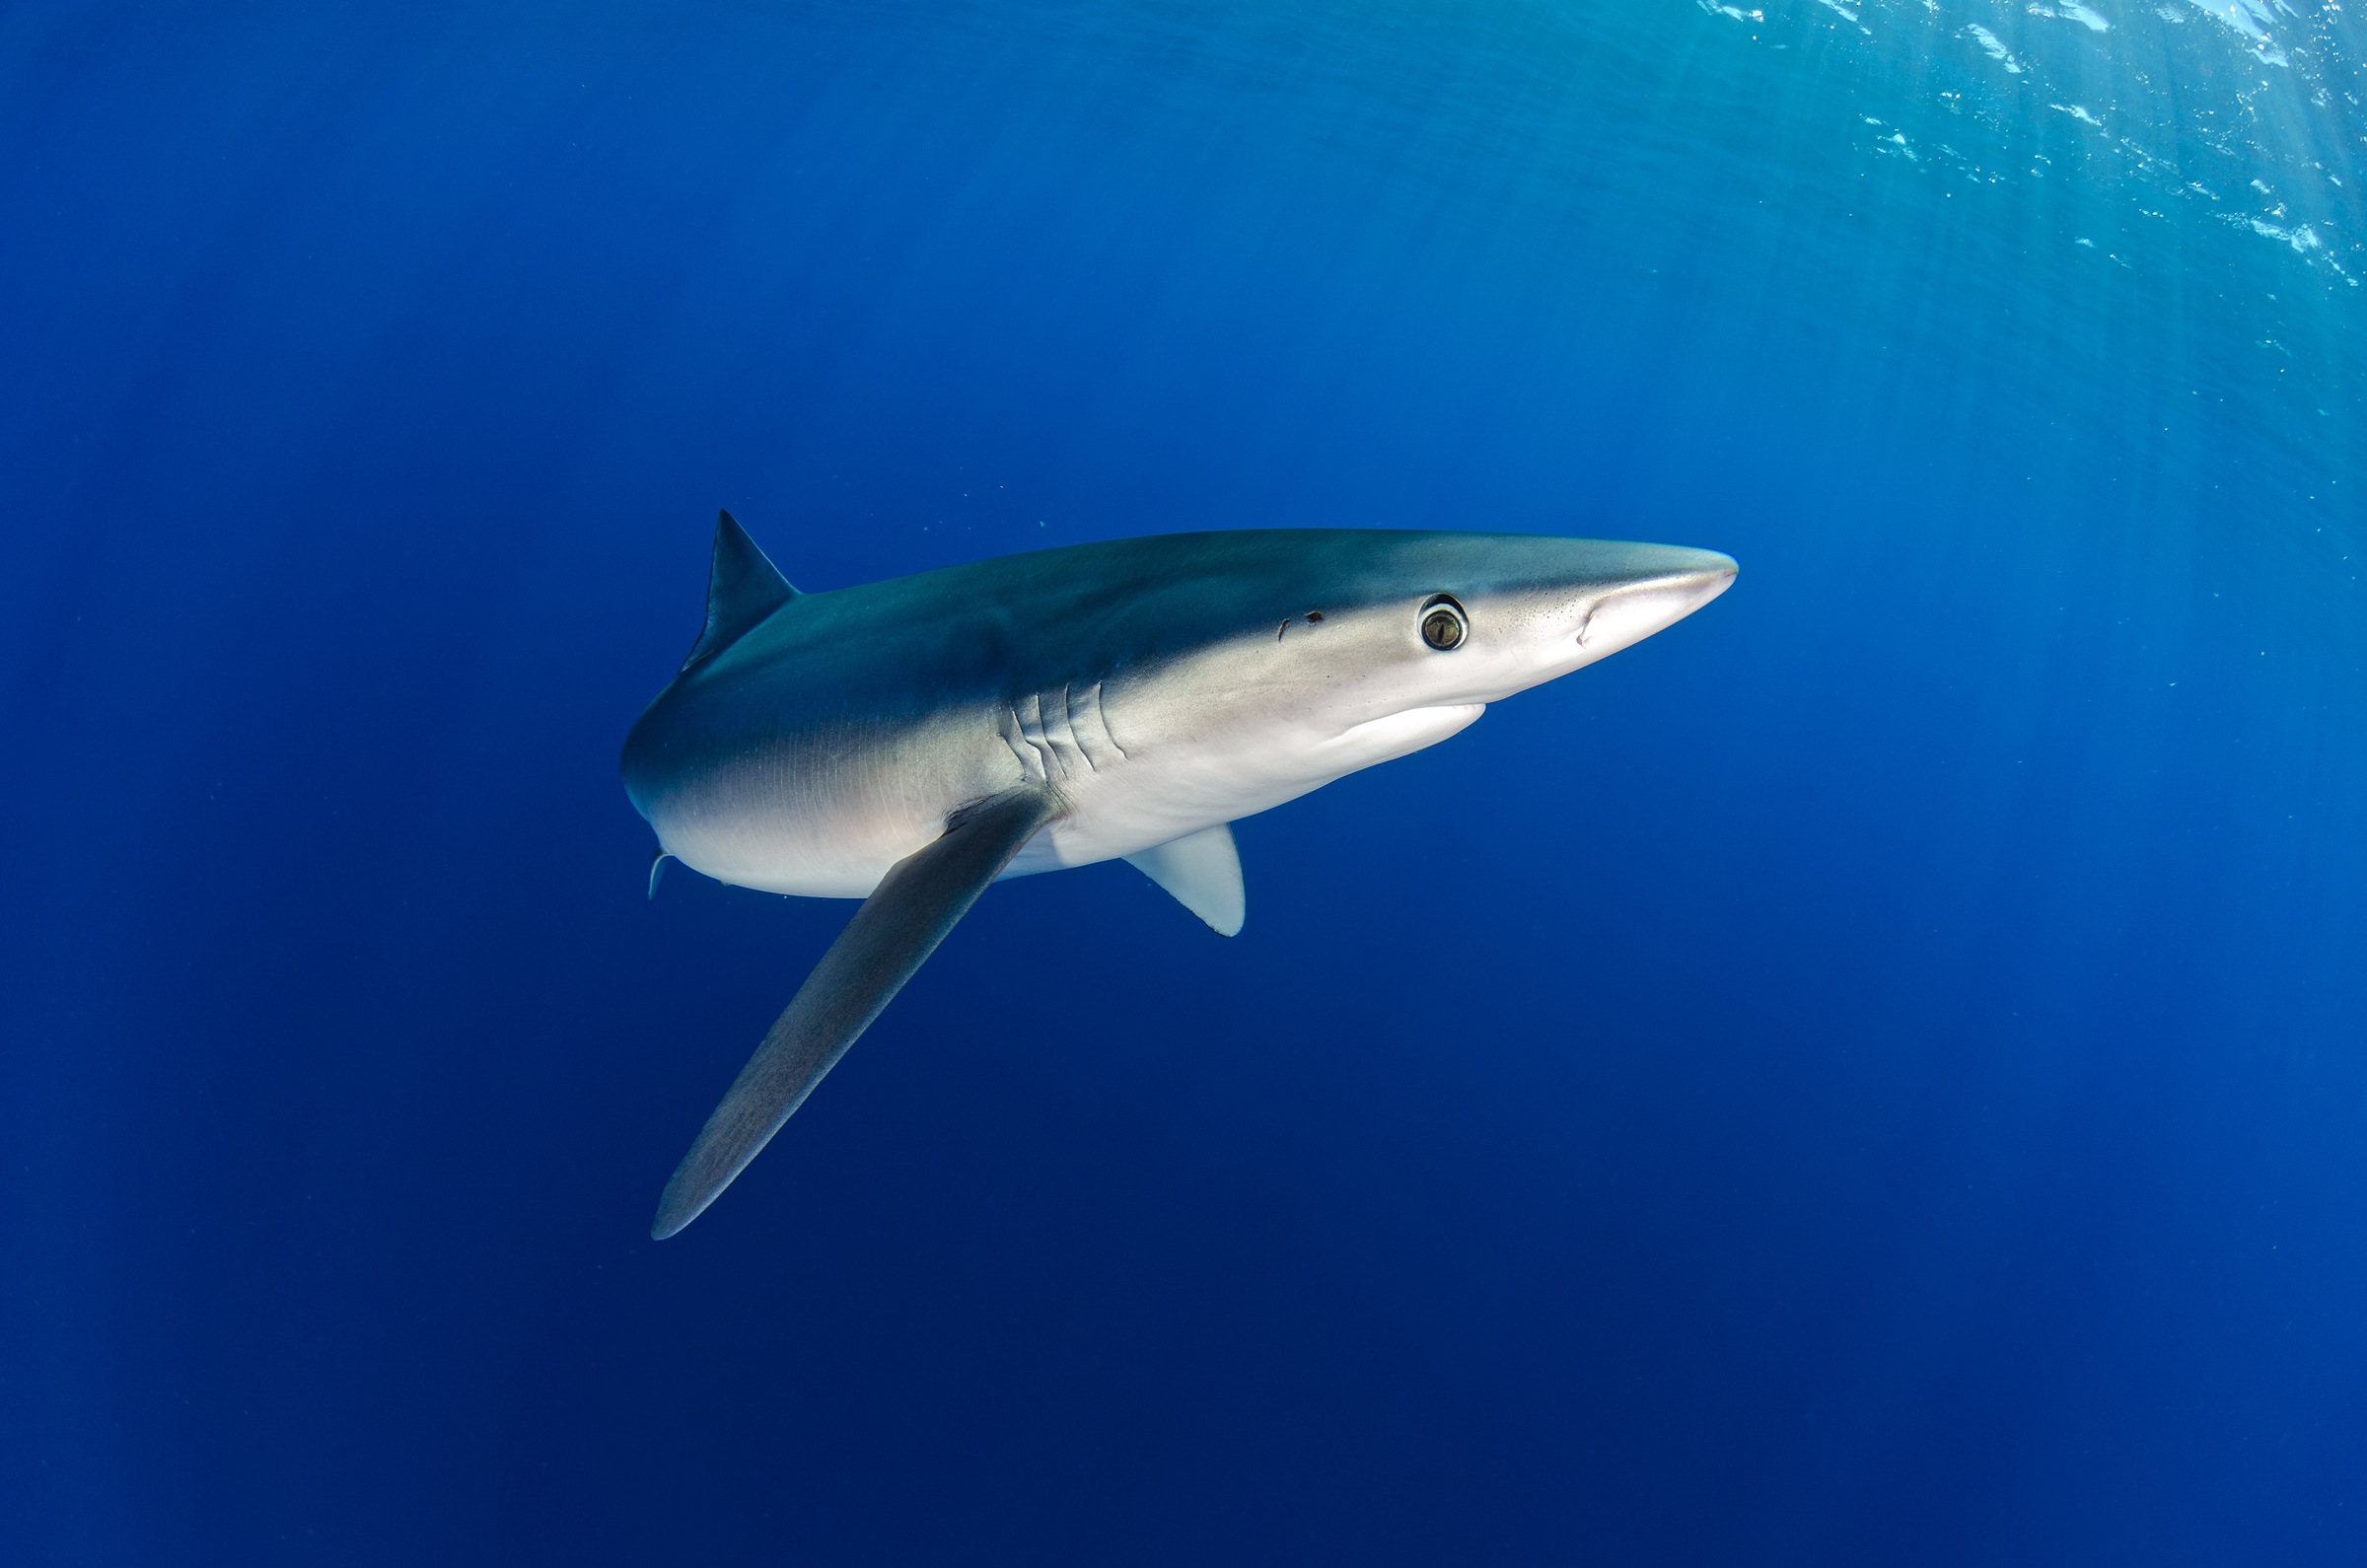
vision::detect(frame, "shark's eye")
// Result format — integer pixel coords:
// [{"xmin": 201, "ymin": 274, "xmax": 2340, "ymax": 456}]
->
[{"xmin": 1420, "ymin": 599, "xmax": 1467, "ymax": 651}]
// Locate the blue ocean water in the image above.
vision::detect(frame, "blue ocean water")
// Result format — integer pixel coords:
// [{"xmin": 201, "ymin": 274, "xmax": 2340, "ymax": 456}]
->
[{"xmin": 4, "ymin": 0, "xmax": 2363, "ymax": 1560}]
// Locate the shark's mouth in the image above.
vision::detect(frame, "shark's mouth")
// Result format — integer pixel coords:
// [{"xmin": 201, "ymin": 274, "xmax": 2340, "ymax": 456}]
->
[{"xmin": 1321, "ymin": 703, "xmax": 1486, "ymax": 772}]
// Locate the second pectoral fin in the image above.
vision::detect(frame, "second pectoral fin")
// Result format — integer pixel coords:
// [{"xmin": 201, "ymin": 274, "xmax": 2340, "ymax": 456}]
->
[
  {"xmin": 1125, "ymin": 822, "xmax": 1244, "ymax": 937},
  {"xmin": 650, "ymin": 785, "xmax": 1063, "ymax": 1240}
]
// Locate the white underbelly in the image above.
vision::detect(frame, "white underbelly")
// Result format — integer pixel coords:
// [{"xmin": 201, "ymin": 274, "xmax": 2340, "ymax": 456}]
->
[
  {"xmin": 654, "ymin": 699, "xmax": 1483, "ymax": 898},
  {"xmin": 650, "ymin": 710, "xmax": 1019, "ymax": 898}
]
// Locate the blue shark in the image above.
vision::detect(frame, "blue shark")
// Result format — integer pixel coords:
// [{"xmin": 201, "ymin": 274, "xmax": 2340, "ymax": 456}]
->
[{"xmin": 624, "ymin": 514, "xmax": 1736, "ymax": 1237}]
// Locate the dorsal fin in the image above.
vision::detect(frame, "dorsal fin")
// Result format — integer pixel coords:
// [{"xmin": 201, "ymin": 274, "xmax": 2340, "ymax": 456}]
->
[{"xmin": 681, "ymin": 509, "xmax": 797, "ymax": 672}]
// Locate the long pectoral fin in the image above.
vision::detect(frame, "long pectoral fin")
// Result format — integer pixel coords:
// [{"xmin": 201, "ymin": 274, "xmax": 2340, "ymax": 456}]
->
[
  {"xmin": 650, "ymin": 785, "xmax": 1063, "ymax": 1240},
  {"xmin": 1124, "ymin": 822, "xmax": 1244, "ymax": 937}
]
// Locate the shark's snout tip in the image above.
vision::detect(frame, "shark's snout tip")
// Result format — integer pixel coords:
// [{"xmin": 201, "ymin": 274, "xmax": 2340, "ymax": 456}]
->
[
  {"xmin": 1679, "ymin": 546, "xmax": 1739, "ymax": 581},
  {"xmin": 1664, "ymin": 548, "xmax": 1738, "ymax": 606},
  {"xmin": 1636, "ymin": 547, "xmax": 1740, "ymax": 607},
  {"xmin": 1628, "ymin": 543, "xmax": 1737, "ymax": 595}
]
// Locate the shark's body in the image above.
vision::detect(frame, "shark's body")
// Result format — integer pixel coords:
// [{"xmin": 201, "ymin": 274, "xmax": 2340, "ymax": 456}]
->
[{"xmin": 624, "ymin": 517, "xmax": 1735, "ymax": 1237}]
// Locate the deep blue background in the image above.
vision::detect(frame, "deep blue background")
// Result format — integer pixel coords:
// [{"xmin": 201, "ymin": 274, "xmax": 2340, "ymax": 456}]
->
[{"xmin": 5, "ymin": 1, "xmax": 2364, "ymax": 1562}]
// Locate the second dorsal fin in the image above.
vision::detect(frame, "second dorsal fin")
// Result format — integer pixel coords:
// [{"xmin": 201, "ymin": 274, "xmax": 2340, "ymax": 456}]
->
[{"xmin": 681, "ymin": 509, "xmax": 797, "ymax": 672}]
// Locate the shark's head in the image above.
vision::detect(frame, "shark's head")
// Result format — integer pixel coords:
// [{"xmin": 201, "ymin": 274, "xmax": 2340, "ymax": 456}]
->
[
  {"xmin": 1384, "ymin": 534, "xmax": 1736, "ymax": 702},
  {"xmin": 1081, "ymin": 531, "xmax": 1738, "ymax": 824},
  {"xmin": 1225, "ymin": 533, "xmax": 1738, "ymax": 728}
]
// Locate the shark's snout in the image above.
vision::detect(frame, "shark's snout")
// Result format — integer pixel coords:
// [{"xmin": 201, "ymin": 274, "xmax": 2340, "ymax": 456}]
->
[{"xmin": 1576, "ymin": 548, "xmax": 1737, "ymax": 660}]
